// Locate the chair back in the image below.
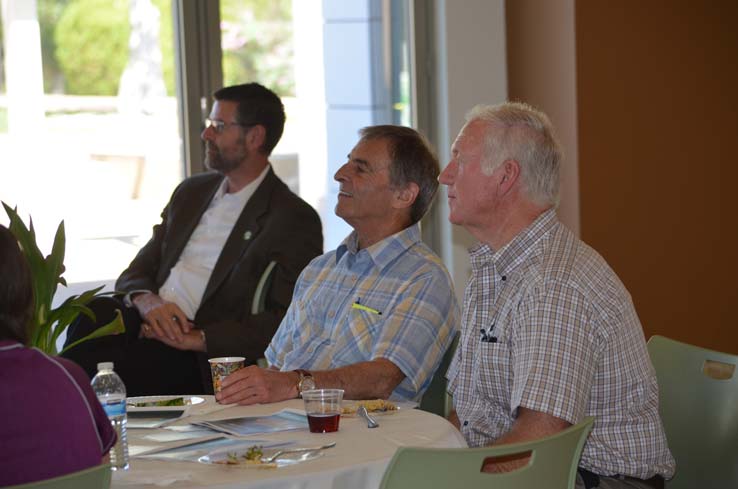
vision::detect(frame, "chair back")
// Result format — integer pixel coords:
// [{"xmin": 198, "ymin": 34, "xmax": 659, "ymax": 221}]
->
[
  {"xmin": 647, "ymin": 335, "xmax": 738, "ymax": 489},
  {"xmin": 5, "ymin": 464, "xmax": 111, "ymax": 489},
  {"xmin": 379, "ymin": 416, "xmax": 593, "ymax": 489},
  {"xmin": 419, "ymin": 332, "xmax": 459, "ymax": 417},
  {"xmin": 251, "ymin": 260, "xmax": 277, "ymax": 314}
]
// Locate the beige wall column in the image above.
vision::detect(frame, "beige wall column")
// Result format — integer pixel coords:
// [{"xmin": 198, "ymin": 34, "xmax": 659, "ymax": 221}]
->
[
  {"xmin": 424, "ymin": 0, "xmax": 508, "ymax": 302},
  {"xmin": 506, "ymin": 0, "xmax": 579, "ymax": 234}
]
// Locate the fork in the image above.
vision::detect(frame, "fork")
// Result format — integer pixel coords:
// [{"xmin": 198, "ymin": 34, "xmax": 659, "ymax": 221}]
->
[
  {"xmin": 261, "ymin": 442, "xmax": 337, "ymax": 463},
  {"xmin": 357, "ymin": 405, "xmax": 379, "ymax": 428}
]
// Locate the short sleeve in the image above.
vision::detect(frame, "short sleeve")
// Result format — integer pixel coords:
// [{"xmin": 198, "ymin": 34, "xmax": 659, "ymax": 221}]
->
[{"xmin": 446, "ymin": 341, "xmax": 462, "ymax": 396}]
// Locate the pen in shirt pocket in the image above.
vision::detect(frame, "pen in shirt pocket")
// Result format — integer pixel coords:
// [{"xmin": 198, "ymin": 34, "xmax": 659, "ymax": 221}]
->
[{"xmin": 352, "ymin": 298, "xmax": 382, "ymax": 315}]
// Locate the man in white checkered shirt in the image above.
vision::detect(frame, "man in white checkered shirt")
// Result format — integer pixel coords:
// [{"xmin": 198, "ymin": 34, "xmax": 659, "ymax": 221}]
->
[{"xmin": 439, "ymin": 102, "xmax": 675, "ymax": 489}]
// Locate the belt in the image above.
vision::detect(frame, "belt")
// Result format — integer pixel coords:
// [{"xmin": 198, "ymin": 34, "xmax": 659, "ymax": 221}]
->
[{"xmin": 578, "ymin": 468, "xmax": 664, "ymax": 489}]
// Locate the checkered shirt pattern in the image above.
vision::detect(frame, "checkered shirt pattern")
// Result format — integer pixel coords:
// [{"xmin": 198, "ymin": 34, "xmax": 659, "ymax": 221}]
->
[
  {"xmin": 447, "ymin": 209, "xmax": 675, "ymax": 479},
  {"xmin": 266, "ymin": 223, "xmax": 459, "ymax": 402}
]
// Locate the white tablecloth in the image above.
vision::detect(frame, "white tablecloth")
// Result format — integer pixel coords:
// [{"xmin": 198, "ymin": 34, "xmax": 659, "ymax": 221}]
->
[{"xmin": 112, "ymin": 397, "xmax": 467, "ymax": 489}]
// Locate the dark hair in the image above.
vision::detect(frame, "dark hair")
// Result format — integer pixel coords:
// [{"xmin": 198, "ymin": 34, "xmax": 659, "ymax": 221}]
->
[
  {"xmin": 213, "ymin": 83, "xmax": 286, "ymax": 156},
  {"xmin": 358, "ymin": 125, "xmax": 440, "ymax": 224},
  {"xmin": 0, "ymin": 225, "xmax": 32, "ymax": 344}
]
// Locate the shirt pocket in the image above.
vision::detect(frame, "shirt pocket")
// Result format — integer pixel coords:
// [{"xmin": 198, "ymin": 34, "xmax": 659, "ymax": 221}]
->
[
  {"xmin": 333, "ymin": 306, "xmax": 384, "ymax": 364},
  {"xmin": 476, "ymin": 340, "xmax": 514, "ymax": 411}
]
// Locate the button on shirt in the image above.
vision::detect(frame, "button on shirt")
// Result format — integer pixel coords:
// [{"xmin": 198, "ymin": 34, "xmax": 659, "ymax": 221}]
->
[
  {"xmin": 159, "ymin": 166, "xmax": 269, "ymax": 319},
  {"xmin": 447, "ymin": 209, "xmax": 675, "ymax": 479},
  {"xmin": 265, "ymin": 223, "xmax": 459, "ymax": 401}
]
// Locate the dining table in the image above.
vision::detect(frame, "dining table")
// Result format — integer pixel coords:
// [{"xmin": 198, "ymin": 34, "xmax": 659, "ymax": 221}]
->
[{"xmin": 112, "ymin": 397, "xmax": 467, "ymax": 489}]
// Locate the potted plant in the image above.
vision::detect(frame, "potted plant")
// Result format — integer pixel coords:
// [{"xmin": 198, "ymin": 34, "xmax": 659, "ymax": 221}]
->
[{"xmin": 3, "ymin": 202, "xmax": 125, "ymax": 354}]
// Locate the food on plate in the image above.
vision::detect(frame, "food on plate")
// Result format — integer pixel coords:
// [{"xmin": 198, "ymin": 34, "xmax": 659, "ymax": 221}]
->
[
  {"xmin": 129, "ymin": 397, "xmax": 186, "ymax": 408},
  {"xmin": 342, "ymin": 399, "xmax": 397, "ymax": 415},
  {"xmin": 226, "ymin": 445, "xmax": 262, "ymax": 464},
  {"xmin": 214, "ymin": 446, "xmax": 275, "ymax": 468}
]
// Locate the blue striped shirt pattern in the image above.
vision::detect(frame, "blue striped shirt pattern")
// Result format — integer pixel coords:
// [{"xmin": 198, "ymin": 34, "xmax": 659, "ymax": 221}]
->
[{"xmin": 265, "ymin": 223, "xmax": 459, "ymax": 401}]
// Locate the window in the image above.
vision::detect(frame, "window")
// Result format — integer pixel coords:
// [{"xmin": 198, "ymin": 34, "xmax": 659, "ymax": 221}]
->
[
  {"xmin": 1, "ymin": 0, "xmax": 416, "ymax": 315},
  {"xmin": 1, "ymin": 0, "xmax": 181, "ymax": 295}
]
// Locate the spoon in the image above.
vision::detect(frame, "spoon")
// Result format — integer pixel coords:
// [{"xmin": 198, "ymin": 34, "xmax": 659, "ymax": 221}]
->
[
  {"xmin": 357, "ymin": 405, "xmax": 379, "ymax": 428},
  {"xmin": 261, "ymin": 442, "xmax": 337, "ymax": 463}
]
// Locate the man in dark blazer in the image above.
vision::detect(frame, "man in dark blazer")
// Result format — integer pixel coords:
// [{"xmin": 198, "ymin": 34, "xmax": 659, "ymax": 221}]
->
[{"xmin": 63, "ymin": 83, "xmax": 323, "ymax": 395}]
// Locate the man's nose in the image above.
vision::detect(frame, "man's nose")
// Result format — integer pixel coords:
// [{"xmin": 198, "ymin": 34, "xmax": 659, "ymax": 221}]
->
[
  {"xmin": 334, "ymin": 162, "xmax": 349, "ymax": 182},
  {"xmin": 201, "ymin": 125, "xmax": 215, "ymax": 141},
  {"xmin": 438, "ymin": 162, "xmax": 456, "ymax": 185}
]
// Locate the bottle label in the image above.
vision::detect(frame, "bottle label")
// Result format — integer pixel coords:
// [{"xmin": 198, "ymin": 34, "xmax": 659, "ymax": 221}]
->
[{"xmin": 102, "ymin": 399, "xmax": 126, "ymax": 417}]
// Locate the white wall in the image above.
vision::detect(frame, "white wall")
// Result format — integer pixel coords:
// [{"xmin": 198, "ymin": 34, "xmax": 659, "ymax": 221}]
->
[{"xmin": 429, "ymin": 0, "xmax": 508, "ymax": 302}]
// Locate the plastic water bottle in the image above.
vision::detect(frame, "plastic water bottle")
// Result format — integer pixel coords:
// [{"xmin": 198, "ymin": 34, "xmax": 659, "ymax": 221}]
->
[{"xmin": 91, "ymin": 362, "xmax": 129, "ymax": 470}]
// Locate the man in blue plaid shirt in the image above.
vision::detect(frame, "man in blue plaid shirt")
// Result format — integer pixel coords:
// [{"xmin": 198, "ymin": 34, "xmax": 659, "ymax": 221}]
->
[{"xmin": 217, "ymin": 125, "xmax": 459, "ymax": 404}]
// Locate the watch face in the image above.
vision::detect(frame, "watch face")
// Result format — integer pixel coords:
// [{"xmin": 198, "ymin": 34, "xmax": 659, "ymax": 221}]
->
[{"xmin": 300, "ymin": 376, "xmax": 316, "ymax": 393}]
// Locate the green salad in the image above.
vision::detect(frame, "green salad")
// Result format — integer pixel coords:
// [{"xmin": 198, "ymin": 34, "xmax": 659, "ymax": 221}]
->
[
  {"xmin": 129, "ymin": 397, "xmax": 186, "ymax": 408},
  {"xmin": 224, "ymin": 446, "xmax": 264, "ymax": 465}
]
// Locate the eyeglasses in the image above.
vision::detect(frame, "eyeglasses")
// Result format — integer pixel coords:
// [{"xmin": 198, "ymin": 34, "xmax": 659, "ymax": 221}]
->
[{"xmin": 204, "ymin": 118, "xmax": 256, "ymax": 134}]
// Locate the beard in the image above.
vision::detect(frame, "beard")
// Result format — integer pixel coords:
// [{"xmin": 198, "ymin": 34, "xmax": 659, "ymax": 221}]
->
[{"xmin": 204, "ymin": 140, "xmax": 248, "ymax": 174}]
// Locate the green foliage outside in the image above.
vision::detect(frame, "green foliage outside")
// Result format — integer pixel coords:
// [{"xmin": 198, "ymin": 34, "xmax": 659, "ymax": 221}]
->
[
  {"xmin": 38, "ymin": 0, "xmax": 174, "ymax": 96},
  {"xmin": 38, "ymin": 0, "xmax": 70, "ymax": 92},
  {"xmin": 152, "ymin": 0, "xmax": 175, "ymax": 96},
  {"xmin": 10, "ymin": 0, "xmax": 294, "ymax": 98},
  {"xmin": 54, "ymin": 0, "xmax": 130, "ymax": 95},
  {"xmin": 220, "ymin": 0, "xmax": 295, "ymax": 96}
]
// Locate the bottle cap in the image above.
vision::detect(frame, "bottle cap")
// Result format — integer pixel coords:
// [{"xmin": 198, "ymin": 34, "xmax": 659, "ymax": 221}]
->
[{"xmin": 97, "ymin": 362, "xmax": 114, "ymax": 371}]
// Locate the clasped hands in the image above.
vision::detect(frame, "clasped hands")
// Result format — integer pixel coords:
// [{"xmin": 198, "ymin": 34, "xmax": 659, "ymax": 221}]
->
[{"xmin": 133, "ymin": 292, "xmax": 204, "ymax": 351}]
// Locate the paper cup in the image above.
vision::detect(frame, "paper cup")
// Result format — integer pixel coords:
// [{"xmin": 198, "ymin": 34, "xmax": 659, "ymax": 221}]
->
[
  {"xmin": 208, "ymin": 356, "xmax": 245, "ymax": 394},
  {"xmin": 302, "ymin": 389, "xmax": 344, "ymax": 433}
]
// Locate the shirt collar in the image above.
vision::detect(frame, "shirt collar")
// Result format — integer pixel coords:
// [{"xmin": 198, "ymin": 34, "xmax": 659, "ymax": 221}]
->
[
  {"xmin": 0, "ymin": 340, "xmax": 23, "ymax": 350},
  {"xmin": 212, "ymin": 164, "xmax": 271, "ymax": 202},
  {"xmin": 469, "ymin": 208, "xmax": 558, "ymax": 275},
  {"xmin": 336, "ymin": 223, "xmax": 422, "ymax": 269}
]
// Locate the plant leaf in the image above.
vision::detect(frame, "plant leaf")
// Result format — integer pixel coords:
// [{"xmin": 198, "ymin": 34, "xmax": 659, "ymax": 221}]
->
[
  {"xmin": 3, "ymin": 202, "xmax": 127, "ymax": 355},
  {"xmin": 74, "ymin": 285, "xmax": 107, "ymax": 304},
  {"xmin": 48, "ymin": 303, "xmax": 92, "ymax": 344},
  {"xmin": 59, "ymin": 309, "xmax": 126, "ymax": 355},
  {"xmin": 46, "ymin": 220, "xmax": 67, "ymax": 300}
]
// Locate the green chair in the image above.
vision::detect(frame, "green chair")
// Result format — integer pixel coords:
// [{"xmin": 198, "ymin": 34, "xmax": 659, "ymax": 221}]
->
[
  {"xmin": 251, "ymin": 260, "xmax": 278, "ymax": 315},
  {"xmin": 647, "ymin": 335, "xmax": 738, "ymax": 489},
  {"xmin": 379, "ymin": 416, "xmax": 594, "ymax": 489},
  {"xmin": 419, "ymin": 332, "xmax": 460, "ymax": 418},
  {"xmin": 252, "ymin": 262, "xmax": 278, "ymax": 370},
  {"xmin": 6, "ymin": 464, "xmax": 111, "ymax": 489}
]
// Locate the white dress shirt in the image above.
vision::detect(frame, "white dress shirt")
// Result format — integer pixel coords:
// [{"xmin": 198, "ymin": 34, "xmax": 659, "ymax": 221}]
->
[{"xmin": 158, "ymin": 166, "xmax": 270, "ymax": 319}]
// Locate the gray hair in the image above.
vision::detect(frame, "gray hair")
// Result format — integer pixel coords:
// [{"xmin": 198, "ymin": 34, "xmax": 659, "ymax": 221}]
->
[{"xmin": 466, "ymin": 102, "xmax": 562, "ymax": 206}]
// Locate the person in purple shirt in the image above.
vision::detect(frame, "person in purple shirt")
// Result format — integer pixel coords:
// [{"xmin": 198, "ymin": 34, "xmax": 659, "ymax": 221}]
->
[{"xmin": 0, "ymin": 225, "xmax": 116, "ymax": 486}]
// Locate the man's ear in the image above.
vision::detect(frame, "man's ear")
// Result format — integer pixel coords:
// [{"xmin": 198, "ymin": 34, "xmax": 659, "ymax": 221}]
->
[
  {"xmin": 247, "ymin": 125, "xmax": 267, "ymax": 152},
  {"xmin": 392, "ymin": 182, "xmax": 420, "ymax": 210},
  {"xmin": 499, "ymin": 159, "xmax": 520, "ymax": 194}
]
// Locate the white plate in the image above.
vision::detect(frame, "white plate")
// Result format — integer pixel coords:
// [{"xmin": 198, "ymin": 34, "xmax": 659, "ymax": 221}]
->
[
  {"xmin": 127, "ymin": 395, "xmax": 206, "ymax": 412},
  {"xmin": 198, "ymin": 449, "xmax": 324, "ymax": 468}
]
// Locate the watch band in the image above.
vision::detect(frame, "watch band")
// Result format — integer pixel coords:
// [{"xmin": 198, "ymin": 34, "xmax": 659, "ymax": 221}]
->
[
  {"xmin": 122, "ymin": 289, "xmax": 152, "ymax": 308},
  {"xmin": 294, "ymin": 369, "xmax": 315, "ymax": 397}
]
